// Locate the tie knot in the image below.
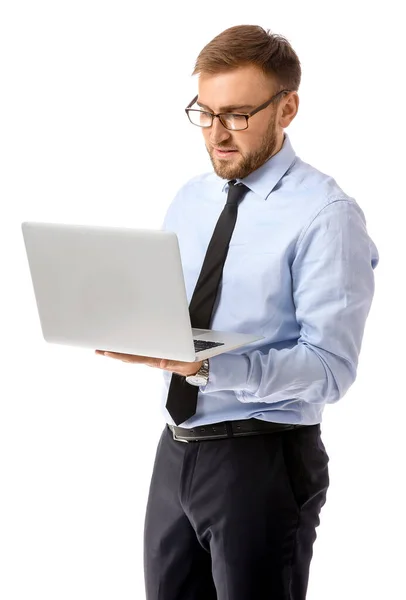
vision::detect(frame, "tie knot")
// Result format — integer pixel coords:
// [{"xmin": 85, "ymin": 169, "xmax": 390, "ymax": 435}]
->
[{"xmin": 226, "ymin": 180, "xmax": 249, "ymax": 205}]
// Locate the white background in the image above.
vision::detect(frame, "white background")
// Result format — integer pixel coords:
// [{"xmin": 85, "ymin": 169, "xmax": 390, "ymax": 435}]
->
[{"xmin": 1, "ymin": 1, "xmax": 404, "ymax": 598}]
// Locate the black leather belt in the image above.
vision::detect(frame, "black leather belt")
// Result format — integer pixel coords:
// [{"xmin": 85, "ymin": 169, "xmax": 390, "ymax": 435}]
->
[{"xmin": 168, "ymin": 418, "xmax": 307, "ymax": 443}]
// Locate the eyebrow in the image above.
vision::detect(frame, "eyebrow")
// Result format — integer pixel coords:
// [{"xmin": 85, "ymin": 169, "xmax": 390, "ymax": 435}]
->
[{"xmin": 196, "ymin": 101, "xmax": 255, "ymax": 112}]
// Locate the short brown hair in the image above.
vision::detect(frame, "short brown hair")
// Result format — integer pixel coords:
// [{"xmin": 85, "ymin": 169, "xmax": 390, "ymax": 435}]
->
[{"xmin": 192, "ymin": 25, "xmax": 301, "ymax": 98}]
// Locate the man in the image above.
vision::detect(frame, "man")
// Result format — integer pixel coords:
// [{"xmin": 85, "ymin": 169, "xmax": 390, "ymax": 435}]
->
[{"xmin": 97, "ymin": 25, "xmax": 379, "ymax": 599}]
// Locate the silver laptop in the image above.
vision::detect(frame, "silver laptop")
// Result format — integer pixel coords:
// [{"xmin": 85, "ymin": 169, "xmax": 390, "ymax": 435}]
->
[{"xmin": 21, "ymin": 222, "xmax": 263, "ymax": 361}]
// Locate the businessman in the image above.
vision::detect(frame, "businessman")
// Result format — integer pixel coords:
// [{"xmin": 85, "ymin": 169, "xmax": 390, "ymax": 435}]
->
[{"xmin": 97, "ymin": 24, "xmax": 379, "ymax": 600}]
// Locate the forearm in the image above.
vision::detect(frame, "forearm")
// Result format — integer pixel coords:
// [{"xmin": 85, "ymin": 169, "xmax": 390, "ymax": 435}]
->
[
  {"xmin": 202, "ymin": 341, "xmax": 352, "ymax": 404},
  {"xmin": 202, "ymin": 199, "xmax": 378, "ymax": 405}
]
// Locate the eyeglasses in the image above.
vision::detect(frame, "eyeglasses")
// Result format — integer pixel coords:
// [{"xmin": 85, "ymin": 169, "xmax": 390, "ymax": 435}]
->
[{"xmin": 185, "ymin": 90, "xmax": 291, "ymax": 131}]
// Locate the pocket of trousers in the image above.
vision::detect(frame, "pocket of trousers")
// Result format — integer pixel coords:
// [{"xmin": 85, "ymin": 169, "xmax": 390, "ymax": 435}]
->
[
  {"xmin": 280, "ymin": 429, "xmax": 330, "ymax": 513},
  {"xmin": 279, "ymin": 433, "xmax": 307, "ymax": 512},
  {"xmin": 260, "ymin": 433, "xmax": 302, "ymax": 514}
]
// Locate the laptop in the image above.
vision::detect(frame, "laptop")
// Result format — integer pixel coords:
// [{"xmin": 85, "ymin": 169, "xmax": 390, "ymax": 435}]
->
[{"xmin": 21, "ymin": 222, "xmax": 264, "ymax": 361}]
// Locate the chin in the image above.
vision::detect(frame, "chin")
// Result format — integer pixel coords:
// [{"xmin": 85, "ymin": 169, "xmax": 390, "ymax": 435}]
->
[
  {"xmin": 211, "ymin": 157, "xmax": 242, "ymax": 180},
  {"xmin": 214, "ymin": 167, "xmax": 239, "ymax": 180}
]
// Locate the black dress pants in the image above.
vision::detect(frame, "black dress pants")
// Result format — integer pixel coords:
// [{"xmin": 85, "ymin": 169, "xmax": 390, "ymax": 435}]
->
[{"xmin": 143, "ymin": 422, "xmax": 329, "ymax": 600}]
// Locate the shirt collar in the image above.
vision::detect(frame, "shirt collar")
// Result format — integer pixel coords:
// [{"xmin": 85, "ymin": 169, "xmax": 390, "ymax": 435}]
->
[{"xmin": 220, "ymin": 132, "xmax": 297, "ymax": 200}]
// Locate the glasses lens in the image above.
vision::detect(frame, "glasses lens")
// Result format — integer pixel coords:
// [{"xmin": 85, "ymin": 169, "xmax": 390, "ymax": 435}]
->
[
  {"xmin": 187, "ymin": 110, "xmax": 212, "ymax": 128},
  {"xmin": 220, "ymin": 114, "xmax": 247, "ymax": 130}
]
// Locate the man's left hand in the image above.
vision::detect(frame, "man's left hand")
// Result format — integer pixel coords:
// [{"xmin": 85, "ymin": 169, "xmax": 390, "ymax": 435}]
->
[{"xmin": 95, "ymin": 350, "xmax": 203, "ymax": 377}]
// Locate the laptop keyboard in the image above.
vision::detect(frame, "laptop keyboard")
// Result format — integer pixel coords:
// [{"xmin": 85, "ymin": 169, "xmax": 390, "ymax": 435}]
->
[{"xmin": 193, "ymin": 339, "xmax": 225, "ymax": 353}]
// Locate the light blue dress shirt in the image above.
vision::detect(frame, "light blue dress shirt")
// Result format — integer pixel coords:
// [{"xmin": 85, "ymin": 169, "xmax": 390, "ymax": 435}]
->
[{"xmin": 160, "ymin": 133, "xmax": 379, "ymax": 427}]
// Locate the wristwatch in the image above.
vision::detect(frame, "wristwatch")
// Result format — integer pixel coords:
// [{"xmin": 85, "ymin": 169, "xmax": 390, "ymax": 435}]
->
[{"xmin": 185, "ymin": 359, "xmax": 209, "ymax": 386}]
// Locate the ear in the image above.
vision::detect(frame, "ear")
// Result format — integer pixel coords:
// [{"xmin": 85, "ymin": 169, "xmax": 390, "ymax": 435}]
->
[{"xmin": 280, "ymin": 93, "xmax": 299, "ymax": 128}]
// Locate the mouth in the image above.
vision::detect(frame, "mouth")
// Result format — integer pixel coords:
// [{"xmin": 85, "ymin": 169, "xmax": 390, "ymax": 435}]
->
[{"xmin": 213, "ymin": 147, "xmax": 239, "ymax": 158}]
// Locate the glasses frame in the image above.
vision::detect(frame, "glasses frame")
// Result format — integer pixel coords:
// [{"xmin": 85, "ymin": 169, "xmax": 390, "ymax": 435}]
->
[{"xmin": 185, "ymin": 89, "xmax": 292, "ymax": 131}]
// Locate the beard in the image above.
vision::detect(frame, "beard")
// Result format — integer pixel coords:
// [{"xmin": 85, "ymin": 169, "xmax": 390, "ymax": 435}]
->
[{"xmin": 206, "ymin": 116, "xmax": 280, "ymax": 180}]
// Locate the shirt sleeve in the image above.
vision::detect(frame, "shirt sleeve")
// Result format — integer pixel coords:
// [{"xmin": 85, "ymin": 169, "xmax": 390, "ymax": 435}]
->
[{"xmin": 200, "ymin": 199, "xmax": 379, "ymax": 405}]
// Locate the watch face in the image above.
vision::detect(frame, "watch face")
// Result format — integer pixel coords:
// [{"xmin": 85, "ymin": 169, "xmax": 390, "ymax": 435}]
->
[
  {"xmin": 187, "ymin": 360, "xmax": 209, "ymax": 386},
  {"xmin": 187, "ymin": 375, "xmax": 207, "ymax": 386}
]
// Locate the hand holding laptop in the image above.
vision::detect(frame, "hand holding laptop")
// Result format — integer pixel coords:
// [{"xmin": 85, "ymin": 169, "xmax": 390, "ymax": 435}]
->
[{"xmin": 95, "ymin": 349, "xmax": 203, "ymax": 377}]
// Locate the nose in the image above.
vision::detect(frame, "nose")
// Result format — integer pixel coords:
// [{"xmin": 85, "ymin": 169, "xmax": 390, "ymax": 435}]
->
[{"xmin": 209, "ymin": 117, "xmax": 232, "ymax": 146}]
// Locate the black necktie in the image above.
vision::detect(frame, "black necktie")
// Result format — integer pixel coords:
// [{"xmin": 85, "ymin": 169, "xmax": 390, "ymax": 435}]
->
[{"xmin": 165, "ymin": 180, "xmax": 250, "ymax": 425}]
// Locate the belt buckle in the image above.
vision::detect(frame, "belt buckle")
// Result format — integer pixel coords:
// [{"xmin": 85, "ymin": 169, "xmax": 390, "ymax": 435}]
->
[{"xmin": 171, "ymin": 427, "xmax": 189, "ymax": 443}]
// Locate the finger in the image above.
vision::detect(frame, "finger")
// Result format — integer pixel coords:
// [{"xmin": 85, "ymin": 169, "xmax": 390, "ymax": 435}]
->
[
  {"xmin": 105, "ymin": 352, "xmax": 136, "ymax": 361},
  {"xmin": 95, "ymin": 350, "xmax": 119, "ymax": 357},
  {"xmin": 159, "ymin": 359, "xmax": 181, "ymax": 370},
  {"xmin": 106, "ymin": 353, "xmax": 162, "ymax": 368},
  {"xmin": 97, "ymin": 351, "xmax": 162, "ymax": 368},
  {"xmin": 158, "ymin": 360, "xmax": 188, "ymax": 374}
]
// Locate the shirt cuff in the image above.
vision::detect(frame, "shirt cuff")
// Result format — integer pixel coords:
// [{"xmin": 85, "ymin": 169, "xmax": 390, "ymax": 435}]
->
[{"xmin": 201, "ymin": 353, "xmax": 251, "ymax": 393}]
